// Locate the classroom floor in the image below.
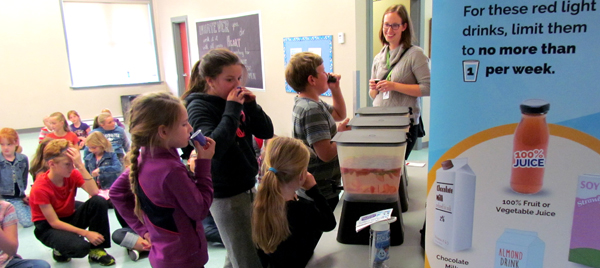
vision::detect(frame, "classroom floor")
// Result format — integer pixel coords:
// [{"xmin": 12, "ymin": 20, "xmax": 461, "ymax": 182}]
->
[{"xmin": 17, "ymin": 131, "xmax": 428, "ymax": 268}]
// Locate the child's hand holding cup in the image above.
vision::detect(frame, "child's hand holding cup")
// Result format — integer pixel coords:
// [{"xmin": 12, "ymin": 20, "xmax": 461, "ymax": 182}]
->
[{"xmin": 190, "ymin": 129, "xmax": 215, "ymax": 159}]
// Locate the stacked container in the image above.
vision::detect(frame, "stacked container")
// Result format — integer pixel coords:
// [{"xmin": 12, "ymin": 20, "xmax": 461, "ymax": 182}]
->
[
  {"xmin": 333, "ymin": 129, "xmax": 406, "ymax": 245},
  {"xmin": 347, "ymin": 116, "xmax": 411, "ymax": 212}
]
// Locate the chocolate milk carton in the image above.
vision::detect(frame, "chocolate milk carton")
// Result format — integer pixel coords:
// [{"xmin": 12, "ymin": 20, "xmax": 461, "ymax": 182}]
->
[
  {"xmin": 569, "ymin": 174, "xmax": 600, "ymax": 268},
  {"xmin": 433, "ymin": 158, "xmax": 476, "ymax": 252}
]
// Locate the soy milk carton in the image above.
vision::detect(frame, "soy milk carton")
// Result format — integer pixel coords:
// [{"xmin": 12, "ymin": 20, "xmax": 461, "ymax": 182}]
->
[
  {"xmin": 495, "ymin": 229, "xmax": 545, "ymax": 268},
  {"xmin": 433, "ymin": 158, "xmax": 476, "ymax": 252},
  {"xmin": 569, "ymin": 174, "xmax": 600, "ymax": 268}
]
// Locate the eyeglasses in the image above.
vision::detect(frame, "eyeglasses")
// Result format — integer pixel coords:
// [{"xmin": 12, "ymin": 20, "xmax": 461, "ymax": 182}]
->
[{"xmin": 383, "ymin": 23, "xmax": 402, "ymax": 30}]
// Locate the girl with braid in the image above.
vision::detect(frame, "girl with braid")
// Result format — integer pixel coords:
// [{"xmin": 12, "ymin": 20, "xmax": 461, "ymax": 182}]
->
[{"xmin": 109, "ymin": 92, "xmax": 216, "ymax": 268}]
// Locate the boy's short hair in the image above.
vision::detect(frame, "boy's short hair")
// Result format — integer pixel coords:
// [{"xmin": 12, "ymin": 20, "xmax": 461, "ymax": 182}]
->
[{"xmin": 285, "ymin": 52, "xmax": 323, "ymax": 93}]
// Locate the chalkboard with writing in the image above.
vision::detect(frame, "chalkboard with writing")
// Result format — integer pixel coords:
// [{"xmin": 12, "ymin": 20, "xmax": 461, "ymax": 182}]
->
[{"xmin": 196, "ymin": 13, "xmax": 264, "ymax": 89}]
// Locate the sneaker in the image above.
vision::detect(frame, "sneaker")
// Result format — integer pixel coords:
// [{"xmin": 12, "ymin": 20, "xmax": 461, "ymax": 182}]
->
[
  {"xmin": 127, "ymin": 249, "xmax": 140, "ymax": 261},
  {"xmin": 88, "ymin": 248, "xmax": 115, "ymax": 266},
  {"xmin": 52, "ymin": 249, "xmax": 71, "ymax": 263}
]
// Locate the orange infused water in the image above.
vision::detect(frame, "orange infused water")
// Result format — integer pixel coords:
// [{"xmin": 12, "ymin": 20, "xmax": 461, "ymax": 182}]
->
[
  {"xmin": 510, "ymin": 99, "xmax": 550, "ymax": 194},
  {"xmin": 341, "ymin": 156, "xmax": 403, "ymax": 196}
]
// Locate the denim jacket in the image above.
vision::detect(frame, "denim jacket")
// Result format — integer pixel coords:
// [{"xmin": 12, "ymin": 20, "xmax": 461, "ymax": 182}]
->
[
  {"xmin": 84, "ymin": 151, "xmax": 123, "ymax": 189},
  {"xmin": 0, "ymin": 153, "xmax": 29, "ymax": 197}
]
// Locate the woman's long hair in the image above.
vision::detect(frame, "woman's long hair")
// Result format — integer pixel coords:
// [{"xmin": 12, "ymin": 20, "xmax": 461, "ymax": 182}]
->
[{"xmin": 252, "ymin": 137, "xmax": 310, "ymax": 253}]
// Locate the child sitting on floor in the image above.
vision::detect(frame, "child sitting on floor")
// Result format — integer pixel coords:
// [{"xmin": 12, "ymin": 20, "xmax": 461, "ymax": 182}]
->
[{"xmin": 29, "ymin": 139, "xmax": 115, "ymax": 265}]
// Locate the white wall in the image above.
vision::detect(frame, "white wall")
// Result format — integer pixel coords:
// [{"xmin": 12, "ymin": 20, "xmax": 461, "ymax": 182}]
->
[
  {"xmin": 0, "ymin": 0, "xmax": 168, "ymax": 129},
  {"xmin": 0, "ymin": 0, "xmax": 436, "ymax": 141},
  {"xmin": 153, "ymin": 0, "xmax": 363, "ymax": 137}
]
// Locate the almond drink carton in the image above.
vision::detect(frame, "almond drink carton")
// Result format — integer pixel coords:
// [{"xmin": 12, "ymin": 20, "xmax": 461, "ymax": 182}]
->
[{"xmin": 495, "ymin": 228, "xmax": 545, "ymax": 268}]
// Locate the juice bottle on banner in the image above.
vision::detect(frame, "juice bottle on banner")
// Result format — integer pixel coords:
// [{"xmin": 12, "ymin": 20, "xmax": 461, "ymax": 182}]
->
[{"xmin": 510, "ymin": 99, "xmax": 550, "ymax": 194}]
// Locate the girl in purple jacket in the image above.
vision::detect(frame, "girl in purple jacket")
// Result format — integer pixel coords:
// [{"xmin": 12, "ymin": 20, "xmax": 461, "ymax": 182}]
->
[{"xmin": 109, "ymin": 92, "xmax": 216, "ymax": 268}]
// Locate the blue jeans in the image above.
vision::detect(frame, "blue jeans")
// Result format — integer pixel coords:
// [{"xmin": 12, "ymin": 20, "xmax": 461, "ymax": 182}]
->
[
  {"xmin": 4, "ymin": 198, "xmax": 32, "ymax": 228},
  {"xmin": 7, "ymin": 256, "xmax": 50, "ymax": 268}
]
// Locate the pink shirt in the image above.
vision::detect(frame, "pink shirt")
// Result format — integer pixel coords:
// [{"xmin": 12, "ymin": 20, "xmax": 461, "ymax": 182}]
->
[{"xmin": 0, "ymin": 201, "xmax": 17, "ymax": 268}]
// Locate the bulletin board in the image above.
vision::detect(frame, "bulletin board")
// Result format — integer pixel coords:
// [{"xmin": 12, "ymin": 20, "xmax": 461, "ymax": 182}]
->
[
  {"xmin": 283, "ymin": 35, "xmax": 333, "ymax": 96},
  {"xmin": 197, "ymin": 12, "xmax": 264, "ymax": 89}
]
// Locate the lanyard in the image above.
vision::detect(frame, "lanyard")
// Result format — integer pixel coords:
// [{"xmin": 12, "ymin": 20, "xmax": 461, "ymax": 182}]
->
[
  {"xmin": 386, "ymin": 50, "xmax": 391, "ymax": 69},
  {"xmin": 383, "ymin": 46, "xmax": 412, "ymax": 81},
  {"xmin": 385, "ymin": 50, "xmax": 392, "ymax": 81}
]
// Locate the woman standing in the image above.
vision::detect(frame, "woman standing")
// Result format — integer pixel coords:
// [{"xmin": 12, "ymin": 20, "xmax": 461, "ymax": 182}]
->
[
  {"xmin": 182, "ymin": 48, "xmax": 274, "ymax": 268},
  {"xmin": 369, "ymin": 4, "xmax": 430, "ymax": 158}
]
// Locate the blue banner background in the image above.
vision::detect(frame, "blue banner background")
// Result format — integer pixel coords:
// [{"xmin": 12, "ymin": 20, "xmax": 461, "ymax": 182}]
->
[{"xmin": 430, "ymin": 0, "xmax": 600, "ymax": 169}]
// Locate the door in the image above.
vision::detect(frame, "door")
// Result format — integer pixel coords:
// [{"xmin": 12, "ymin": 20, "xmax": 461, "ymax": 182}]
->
[{"xmin": 172, "ymin": 16, "xmax": 191, "ymax": 97}]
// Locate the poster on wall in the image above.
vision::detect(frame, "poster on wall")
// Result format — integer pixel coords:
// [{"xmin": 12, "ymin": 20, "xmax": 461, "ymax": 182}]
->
[
  {"xmin": 427, "ymin": 1, "xmax": 600, "ymax": 268},
  {"xmin": 283, "ymin": 35, "xmax": 333, "ymax": 96},
  {"xmin": 196, "ymin": 12, "xmax": 264, "ymax": 89}
]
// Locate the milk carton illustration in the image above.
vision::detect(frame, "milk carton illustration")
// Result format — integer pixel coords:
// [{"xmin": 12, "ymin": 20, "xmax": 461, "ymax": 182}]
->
[
  {"xmin": 433, "ymin": 158, "xmax": 476, "ymax": 252},
  {"xmin": 569, "ymin": 174, "xmax": 600, "ymax": 268},
  {"xmin": 495, "ymin": 229, "xmax": 545, "ymax": 268}
]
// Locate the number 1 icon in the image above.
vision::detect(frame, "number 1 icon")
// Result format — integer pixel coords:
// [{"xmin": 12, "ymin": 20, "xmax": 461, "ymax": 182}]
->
[{"xmin": 463, "ymin": 60, "xmax": 480, "ymax": 82}]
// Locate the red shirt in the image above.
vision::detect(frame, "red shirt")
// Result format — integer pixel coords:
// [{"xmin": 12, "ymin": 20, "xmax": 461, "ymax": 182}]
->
[
  {"xmin": 46, "ymin": 132, "xmax": 80, "ymax": 147},
  {"xmin": 29, "ymin": 170, "xmax": 84, "ymax": 222}
]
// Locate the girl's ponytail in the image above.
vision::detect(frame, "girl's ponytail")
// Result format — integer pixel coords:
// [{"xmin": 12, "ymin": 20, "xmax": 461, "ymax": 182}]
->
[
  {"xmin": 252, "ymin": 137, "xmax": 310, "ymax": 253},
  {"xmin": 29, "ymin": 138, "xmax": 51, "ymax": 180},
  {"xmin": 252, "ymin": 168, "xmax": 290, "ymax": 253}
]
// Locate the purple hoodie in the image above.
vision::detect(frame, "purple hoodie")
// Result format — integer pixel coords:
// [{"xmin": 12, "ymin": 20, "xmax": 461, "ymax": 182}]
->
[{"xmin": 110, "ymin": 147, "xmax": 213, "ymax": 268}]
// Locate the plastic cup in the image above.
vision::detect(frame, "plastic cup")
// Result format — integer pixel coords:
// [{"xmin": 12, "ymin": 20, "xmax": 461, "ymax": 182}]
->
[
  {"xmin": 327, "ymin": 74, "xmax": 337, "ymax": 83},
  {"xmin": 190, "ymin": 129, "xmax": 207, "ymax": 146},
  {"xmin": 463, "ymin": 60, "xmax": 480, "ymax": 82}
]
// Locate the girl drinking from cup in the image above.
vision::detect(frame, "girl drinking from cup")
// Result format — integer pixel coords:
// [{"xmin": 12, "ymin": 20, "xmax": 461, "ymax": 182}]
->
[
  {"xmin": 110, "ymin": 92, "xmax": 216, "ymax": 268},
  {"xmin": 182, "ymin": 48, "xmax": 274, "ymax": 268}
]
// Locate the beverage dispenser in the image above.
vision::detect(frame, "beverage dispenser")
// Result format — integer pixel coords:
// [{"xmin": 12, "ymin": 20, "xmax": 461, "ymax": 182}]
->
[
  {"xmin": 347, "ymin": 116, "xmax": 411, "ymax": 212},
  {"xmin": 333, "ymin": 129, "xmax": 406, "ymax": 245}
]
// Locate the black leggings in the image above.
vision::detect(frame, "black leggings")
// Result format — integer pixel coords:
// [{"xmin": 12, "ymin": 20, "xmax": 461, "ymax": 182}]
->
[{"xmin": 34, "ymin": 196, "xmax": 111, "ymax": 258}]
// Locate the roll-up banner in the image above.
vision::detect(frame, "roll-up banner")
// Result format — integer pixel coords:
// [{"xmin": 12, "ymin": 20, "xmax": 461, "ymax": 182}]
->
[{"xmin": 427, "ymin": 1, "xmax": 600, "ymax": 268}]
